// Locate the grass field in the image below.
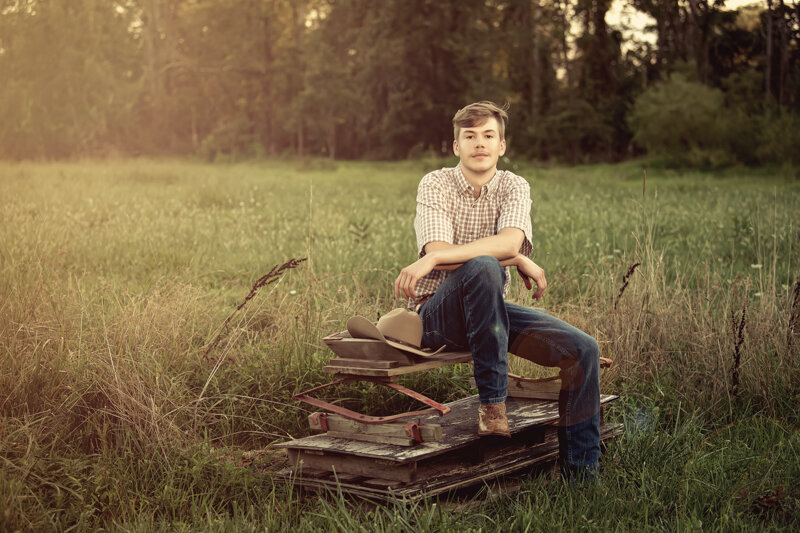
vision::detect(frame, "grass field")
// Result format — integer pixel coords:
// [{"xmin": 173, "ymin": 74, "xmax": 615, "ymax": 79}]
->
[{"xmin": 1, "ymin": 157, "xmax": 799, "ymax": 531}]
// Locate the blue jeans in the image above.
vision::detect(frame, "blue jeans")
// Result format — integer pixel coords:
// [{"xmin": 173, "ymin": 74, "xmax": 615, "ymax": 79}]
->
[{"xmin": 418, "ymin": 255, "xmax": 601, "ymax": 472}]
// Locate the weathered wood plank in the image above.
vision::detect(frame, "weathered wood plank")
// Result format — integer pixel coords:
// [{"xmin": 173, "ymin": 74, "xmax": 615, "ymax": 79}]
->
[
  {"xmin": 293, "ymin": 450, "xmax": 417, "ymax": 483},
  {"xmin": 326, "ymin": 431, "xmax": 415, "ymax": 447},
  {"xmin": 292, "ymin": 465, "xmax": 331, "ymax": 479},
  {"xmin": 471, "ymin": 376, "xmax": 563, "ymax": 400},
  {"xmin": 331, "ymin": 473, "xmax": 363, "ymax": 484},
  {"xmin": 362, "ymin": 478, "xmax": 406, "ymax": 489},
  {"xmin": 330, "ymin": 358, "xmax": 399, "ymax": 369},
  {"xmin": 323, "ymin": 351, "xmax": 472, "ymax": 378},
  {"xmin": 309, "ymin": 413, "xmax": 442, "ymax": 442},
  {"xmin": 508, "ymin": 378, "xmax": 561, "ymax": 393},
  {"xmin": 508, "ymin": 386, "xmax": 561, "ymax": 399}
]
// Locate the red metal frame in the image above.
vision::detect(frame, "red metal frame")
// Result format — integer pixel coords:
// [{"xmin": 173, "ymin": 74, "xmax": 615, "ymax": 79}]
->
[
  {"xmin": 295, "ymin": 358, "xmax": 612, "ymax": 426},
  {"xmin": 293, "ymin": 377, "xmax": 451, "ymax": 424}
]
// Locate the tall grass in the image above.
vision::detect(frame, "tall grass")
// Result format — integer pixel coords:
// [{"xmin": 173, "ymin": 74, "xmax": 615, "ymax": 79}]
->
[{"xmin": 1, "ymin": 158, "xmax": 798, "ymax": 530}]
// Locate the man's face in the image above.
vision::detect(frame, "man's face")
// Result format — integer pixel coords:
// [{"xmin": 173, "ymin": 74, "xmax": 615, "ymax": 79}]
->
[{"xmin": 453, "ymin": 117, "xmax": 506, "ymax": 177}]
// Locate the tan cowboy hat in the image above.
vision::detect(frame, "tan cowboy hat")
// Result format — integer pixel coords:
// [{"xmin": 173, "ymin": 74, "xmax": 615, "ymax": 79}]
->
[{"xmin": 346, "ymin": 308, "xmax": 446, "ymax": 357}]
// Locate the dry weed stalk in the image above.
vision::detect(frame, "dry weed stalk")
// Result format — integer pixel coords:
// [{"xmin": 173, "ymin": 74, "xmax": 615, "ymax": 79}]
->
[
  {"xmin": 642, "ymin": 168, "xmax": 646, "ymax": 197},
  {"xmin": 730, "ymin": 303, "xmax": 747, "ymax": 397},
  {"xmin": 194, "ymin": 258, "xmax": 307, "ymax": 434},
  {"xmin": 203, "ymin": 257, "xmax": 307, "ymax": 359},
  {"xmin": 614, "ymin": 262, "xmax": 641, "ymax": 310}
]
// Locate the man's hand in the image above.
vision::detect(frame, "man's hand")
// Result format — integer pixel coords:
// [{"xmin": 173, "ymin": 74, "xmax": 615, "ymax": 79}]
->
[
  {"xmin": 516, "ymin": 255, "xmax": 547, "ymax": 300},
  {"xmin": 394, "ymin": 254, "xmax": 437, "ymax": 300}
]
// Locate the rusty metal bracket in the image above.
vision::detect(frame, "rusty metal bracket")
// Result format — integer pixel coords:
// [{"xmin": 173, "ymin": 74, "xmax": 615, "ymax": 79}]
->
[
  {"xmin": 293, "ymin": 377, "xmax": 451, "ymax": 424},
  {"xmin": 310, "ymin": 411, "xmax": 328, "ymax": 432},
  {"xmin": 404, "ymin": 422, "xmax": 423, "ymax": 442}
]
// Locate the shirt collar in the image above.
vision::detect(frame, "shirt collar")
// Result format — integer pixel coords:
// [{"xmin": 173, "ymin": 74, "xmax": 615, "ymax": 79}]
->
[{"xmin": 455, "ymin": 164, "xmax": 502, "ymax": 198}]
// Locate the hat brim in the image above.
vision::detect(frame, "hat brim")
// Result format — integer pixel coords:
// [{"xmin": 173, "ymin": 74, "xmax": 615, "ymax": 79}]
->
[{"xmin": 346, "ymin": 315, "xmax": 445, "ymax": 357}]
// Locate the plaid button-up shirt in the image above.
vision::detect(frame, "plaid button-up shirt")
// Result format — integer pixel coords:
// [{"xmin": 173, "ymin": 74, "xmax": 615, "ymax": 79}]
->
[{"xmin": 411, "ymin": 165, "xmax": 533, "ymax": 307}]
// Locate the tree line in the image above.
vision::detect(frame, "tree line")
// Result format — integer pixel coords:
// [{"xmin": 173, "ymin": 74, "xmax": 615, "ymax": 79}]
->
[{"xmin": 0, "ymin": 0, "xmax": 797, "ymax": 165}]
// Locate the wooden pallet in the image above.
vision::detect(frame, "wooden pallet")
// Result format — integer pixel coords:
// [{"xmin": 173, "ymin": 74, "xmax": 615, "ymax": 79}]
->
[{"xmin": 276, "ymin": 394, "xmax": 620, "ymax": 501}]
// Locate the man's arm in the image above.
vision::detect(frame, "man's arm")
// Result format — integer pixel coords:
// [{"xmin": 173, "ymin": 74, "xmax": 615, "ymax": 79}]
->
[
  {"xmin": 394, "ymin": 227, "xmax": 547, "ymax": 300},
  {"xmin": 397, "ymin": 171, "xmax": 543, "ymax": 301},
  {"xmin": 424, "ymin": 227, "xmax": 524, "ymax": 264}
]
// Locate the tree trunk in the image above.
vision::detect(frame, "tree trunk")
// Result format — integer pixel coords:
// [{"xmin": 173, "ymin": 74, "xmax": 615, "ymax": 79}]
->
[
  {"xmin": 777, "ymin": 0, "xmax": 788, "ymax": 108},
  {"xmin": 686, "ymin": 0, "xmax": 711, "ymax": 83},
  {"xmin": 765, "ymin": 0, "xmax": 773, "ymax": 105},
  {"xmin": 686, "ymin": 0, "xmax": 699, "ymax": 73},
  {"xmin": 530, "ymin": 0, "xmax": 541, "ymax": 121},
  {"xmin": 262, "ymin": 3, "xmax": 275, "ymax": 154},
  {"xmin": 297, "ymin": 118, "xmax": 304, "ymax": 159},
  {"xmin": 655, "ymin": 7, "xmax": 667, "ymax": 77},
  {"xmin": 560, "ymin": 0, "xmax": 571, "ymax": 89},
  {"xmin": 292, "ymin": 2, "xmax": 305, "ymax": 158},
  {"xmin": 142, "ymin": 0, "xmax": 165, "ymax": 136}
]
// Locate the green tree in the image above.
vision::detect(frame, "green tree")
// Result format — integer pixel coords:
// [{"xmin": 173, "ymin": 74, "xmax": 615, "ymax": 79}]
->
[
  {"xmin": 0, "ymin": 0, "xmax": 139, "ymax": 158},
  {"xmin": 628, "ymin": 72, "xmax": 727, "ymax": 164}
]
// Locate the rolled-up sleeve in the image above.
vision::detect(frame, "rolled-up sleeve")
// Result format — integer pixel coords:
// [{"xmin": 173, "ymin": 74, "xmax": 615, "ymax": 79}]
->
[
  {"xmin": 496, "ymin": 179, "xmax": 533, "ymax": 257},
  {"xmin": 414, "ymin": 175, "xmax": 453, "ymax": 257}
]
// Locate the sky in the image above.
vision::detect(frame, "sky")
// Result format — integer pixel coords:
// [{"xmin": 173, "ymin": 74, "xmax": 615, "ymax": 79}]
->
[{"xmin": 606, "ymin": 0, "xmax": 765, "ymax": 48}]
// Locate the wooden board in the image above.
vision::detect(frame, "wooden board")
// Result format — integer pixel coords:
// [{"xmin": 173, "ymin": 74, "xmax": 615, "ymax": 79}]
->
[
  {"xmin": 469, "ymin": 376, "xmax": 561, "ymax": 400},
  {"xmin": 288, "ymin": 448, "xmax": 418, "ymax": 483},
  {"xmin": 324, "ymin": 350, "xmax": 472, "ymax": 378},
  {"xmin": 330, "ymin": 358, "xmax": 399, "ymax": 369},
  {"xmin": 277, "ymin": 394, "xmax": 618, "ymax": 466},
  {"xmin": 500, "ymin": 377, "xmax": 562, "ymax": 400},
  {"xmin": 276, "ymin": 422, "xmax": 624, "ymax": 502},
  {"xmin": 309, "ymin": 413, "xmax": 442, "ymax": 444},
  {"xmin": 325, "ymin": 431, "xmax": 414, "ymax": 447}
]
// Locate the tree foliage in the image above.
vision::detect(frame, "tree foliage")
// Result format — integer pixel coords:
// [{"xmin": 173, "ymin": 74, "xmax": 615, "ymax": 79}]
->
[
  {"xmin": 0, "ymin": 0, "xmax": 798, "ymax": 165},
  {"xmin": 629, "ymin": 73, "xmax": 725, "ymax": 159}
]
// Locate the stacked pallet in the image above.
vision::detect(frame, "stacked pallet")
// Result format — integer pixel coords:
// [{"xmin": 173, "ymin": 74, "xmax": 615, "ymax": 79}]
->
[{"xmin": 276, "ymin": 394, "xmax": 621, "ymax": 501}]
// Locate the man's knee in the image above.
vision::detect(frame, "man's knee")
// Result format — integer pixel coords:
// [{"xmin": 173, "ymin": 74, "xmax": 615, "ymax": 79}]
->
[
  {"xmin": 463, "ymin": 255, "xmax": 505, "ymax": 287},
  {"xmin": 582, "ymin": 336, "xmax": 600, "ymax": 357},
  {"xmin": 560, "ymin": 335, "xmax": 599, "ymax": 387},
  {"xmin": 576, "ymin": 335, "xmax": 601, "ymax": 372}
]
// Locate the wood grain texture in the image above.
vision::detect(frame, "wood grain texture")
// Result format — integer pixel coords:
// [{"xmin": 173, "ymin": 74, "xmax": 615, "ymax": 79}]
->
[
  {"xmin": 276, "ymin": 422, "xmax": 624, "ymax": 502},
  {"xmin": 309, "ymin": 413, "xmax": 442, "ymax": 442},
  {"xmin": 323, "ymin": 350, "xmax": 472, "ymax": 378}
]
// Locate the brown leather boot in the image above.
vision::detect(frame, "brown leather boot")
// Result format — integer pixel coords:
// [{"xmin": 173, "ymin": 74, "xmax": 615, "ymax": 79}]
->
[{"xmin": 477, "ymin": 402, "xmax": 511, "ymax": 437}]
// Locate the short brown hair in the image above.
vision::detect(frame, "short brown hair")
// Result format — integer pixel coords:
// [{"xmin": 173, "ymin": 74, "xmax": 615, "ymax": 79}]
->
[{"xmin": 453, "ymin": 101, "xmax": 509, "ymax": 141}]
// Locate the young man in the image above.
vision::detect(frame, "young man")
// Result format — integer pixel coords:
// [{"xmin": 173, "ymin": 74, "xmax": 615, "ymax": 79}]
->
[{"xmin": 394, "ymin": 101, "xmax": 602, "ymax": 478}]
